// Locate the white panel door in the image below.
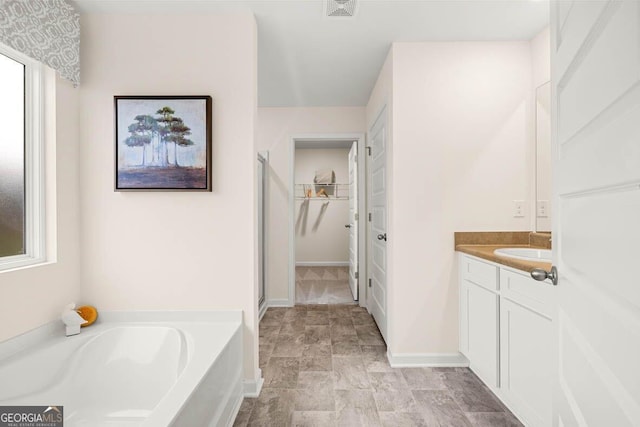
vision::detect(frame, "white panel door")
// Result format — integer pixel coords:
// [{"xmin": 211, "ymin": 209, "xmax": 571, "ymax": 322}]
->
[
  {"xmin": 551, "ymin": 1, "xmax": 640, "ymax": 425},
  {"xmin": 368, "ymin": 110, "xmax": 387, "ymax": 341},
  {"xmin": 348, "ymin": 141, "xmax": 358, "ymax": 300}
]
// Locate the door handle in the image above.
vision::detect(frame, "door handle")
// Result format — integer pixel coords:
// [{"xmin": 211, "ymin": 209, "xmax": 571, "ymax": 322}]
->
[
  {"xmin": 345, "ymin": 224, "xmax": 352, "ymax": 228},
  {"xmin": 377, "ymin": 233, "xmax": 387, "ymax": 241},
  {"xmin": 530, "ymin": 266, "xmax": 558, "ymax": 286}
]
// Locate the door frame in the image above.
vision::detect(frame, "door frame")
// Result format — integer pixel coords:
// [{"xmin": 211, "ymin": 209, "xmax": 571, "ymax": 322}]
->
[
  {"xmin": 257, "ymin": 151, "xmax": 269, "ymax": 321},
  {"xmin": 288, "ymin": 133, "xmax": 367, "ymax": 307}
]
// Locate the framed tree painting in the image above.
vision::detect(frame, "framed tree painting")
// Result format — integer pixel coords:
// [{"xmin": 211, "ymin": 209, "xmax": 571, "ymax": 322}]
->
[{"xmin": 114, "ymin": 95, "xmax": 212, "ymax": 191}]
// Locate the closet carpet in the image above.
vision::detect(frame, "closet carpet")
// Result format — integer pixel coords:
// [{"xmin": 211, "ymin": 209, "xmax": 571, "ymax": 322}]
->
[
  {"xmin": 295, "ymin": 266, "xmax": 355, "ymax": 305},
  {"xmin": 233, "ymin": 305, "xmax": 522, "ymax": 427}
]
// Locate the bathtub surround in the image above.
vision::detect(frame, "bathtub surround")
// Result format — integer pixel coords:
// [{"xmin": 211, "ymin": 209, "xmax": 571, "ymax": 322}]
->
[
  {"xmin": 78, "ymin": 12, "xmax": 259, "ymax": 386},
  {"xmin": 0, "ymin": 311, "xmax": 243, "ymax": 426}
]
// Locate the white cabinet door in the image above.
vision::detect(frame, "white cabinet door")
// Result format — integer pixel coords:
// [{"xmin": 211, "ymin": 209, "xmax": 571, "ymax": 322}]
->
[
  {"xmin": 501, "ymin": 298, "xmax": 552, "ymax": 427},
  {"xmin": 467, "ymin": 280, "xmax": 499, "ymax": 388}
]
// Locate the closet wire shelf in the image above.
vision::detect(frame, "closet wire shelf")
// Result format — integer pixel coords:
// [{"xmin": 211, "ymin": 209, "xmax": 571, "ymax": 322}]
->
[{"xmin": 295, "ymin": 183, "xmax": 350, "ymax": 200}]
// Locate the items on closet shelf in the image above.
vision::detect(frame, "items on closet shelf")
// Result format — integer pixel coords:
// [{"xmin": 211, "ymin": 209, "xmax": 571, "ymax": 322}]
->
[
  {"xmin": 314, "ymin": 169, "xmax": 335, "ymax": 185},
  {"xmin": 314, "ymin": 169, "xmax": 335, "ymax": 197},
  {"xmin": 296, "ymin": 169, "xmax": 348, "ymax": 200}
]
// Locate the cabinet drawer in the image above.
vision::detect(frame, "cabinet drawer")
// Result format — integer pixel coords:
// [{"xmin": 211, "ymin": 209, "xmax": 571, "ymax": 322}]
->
[
  {"xmin": 500, "ymin": 269, "xmax": 552, "ymax": 318},
  {"xmin": 461, "ymin": 255, "xmax": 499, "ymax": 291}
]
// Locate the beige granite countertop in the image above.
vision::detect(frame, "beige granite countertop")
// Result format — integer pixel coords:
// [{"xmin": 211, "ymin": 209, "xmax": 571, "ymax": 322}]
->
[
  {"xmin": 454, "ymin": 231, "xmax": 552, "ymax": 273},
  {"xmin": 455, "ymin": 244, "xmax": 552, "ymax": 273}
]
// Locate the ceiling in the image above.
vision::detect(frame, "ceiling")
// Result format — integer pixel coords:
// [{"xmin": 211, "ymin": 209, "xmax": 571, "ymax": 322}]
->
[{"xmin": 72, "ymin": 0, "xmax": 550, "ymax": 107}]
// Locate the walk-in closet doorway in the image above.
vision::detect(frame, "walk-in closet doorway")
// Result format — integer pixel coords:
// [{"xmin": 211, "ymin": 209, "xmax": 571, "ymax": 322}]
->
[{"xmin": 288, "ymin": 135, "xmax": 366, "ymax": 307}]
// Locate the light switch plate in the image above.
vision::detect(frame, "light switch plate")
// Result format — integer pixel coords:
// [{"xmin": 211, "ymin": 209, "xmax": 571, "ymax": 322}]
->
[
  {"xmin": 513, "ymin": 200, "xmax": 525, "ymax": 218},
  {"xmin": 537, "ymin": 200, "xmax": 549, "ymax": 217}
]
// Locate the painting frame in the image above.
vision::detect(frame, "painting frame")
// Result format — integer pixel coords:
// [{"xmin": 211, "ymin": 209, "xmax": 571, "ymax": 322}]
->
[{"xmin": 114, "ymin": 95, "xmax": 212, "ymax": 192}]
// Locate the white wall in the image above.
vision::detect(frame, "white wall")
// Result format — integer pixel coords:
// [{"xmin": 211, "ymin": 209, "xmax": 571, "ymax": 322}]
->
[
  {"xmin": 78, "ymin": 12, "xmax": 259, "ymax": 382},
  {"xmin": 532, "ymin": 27, "xmax": 551, "ymax": 88},
  {"xmin": 295, "ymin": 148, "xmax": 349, "ymax": 264},
  {"xmin": 535, "ymin": 83, "xmax": 552, "ymax": 232},
  {"xmin": 531, "ymin": 27, "xmax": 552, "ymax": 232},
  {"xmin": 256, "ymin": 107, "xmax": 365, "ymax": 303},
  {"xmin": 382, "ymin": 42, "xmax": 533, "ymax": 358},
  {"xmin": 0, "ymin": 76, "xmax": 81, "ymax": 342}
]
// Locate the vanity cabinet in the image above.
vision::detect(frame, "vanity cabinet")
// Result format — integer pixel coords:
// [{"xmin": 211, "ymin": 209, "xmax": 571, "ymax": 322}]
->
[
  {"xmin": 459, "ymin": 253, "xmax": 552, "ymax": 427},
  {"xmin": 459, "ymin": 256, "xmax": 499, "ymax": 388}
]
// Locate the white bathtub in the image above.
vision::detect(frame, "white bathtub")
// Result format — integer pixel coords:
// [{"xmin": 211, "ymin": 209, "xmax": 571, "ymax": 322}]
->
[{"xmin": 0, "ymin": 311, "xmax": 243, "ymax": 427}]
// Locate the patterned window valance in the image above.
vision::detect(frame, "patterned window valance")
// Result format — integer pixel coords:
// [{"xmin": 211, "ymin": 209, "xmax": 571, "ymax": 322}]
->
[{"xmin": 0, "ymin": 0, "xmax": 80, "ymax": 85}]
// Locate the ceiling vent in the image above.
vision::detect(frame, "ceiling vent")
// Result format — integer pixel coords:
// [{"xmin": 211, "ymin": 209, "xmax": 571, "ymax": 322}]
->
[{"xmin": 326, "ymin": 0, "xmax": 357, "ymax": 17}]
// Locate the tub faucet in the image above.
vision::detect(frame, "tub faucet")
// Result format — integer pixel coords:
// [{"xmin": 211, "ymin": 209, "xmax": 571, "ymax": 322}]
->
[{"xmin": 61, "ymin": 303, "xmax": 85, "ymax": 336}]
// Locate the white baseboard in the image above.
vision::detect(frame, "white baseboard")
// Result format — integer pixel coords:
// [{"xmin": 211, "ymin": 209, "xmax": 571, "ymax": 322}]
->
[
  {"xmin": 259, "ymin": 302, "xmax": 268, "ymax": 321},
  {"xmin": 295, "ymin": 261, "xmax": 349, "ymax": 267},
  {"xmin": 243, "ymin": 370, "xmax": 264, "ymax": 398},
  {"xmin": 387, "ymin": 351, "xmax": 469, "ymax": 368},
  {"xmin": 267, "ymin": 298, "xmax": 293, "ymax": 307}
]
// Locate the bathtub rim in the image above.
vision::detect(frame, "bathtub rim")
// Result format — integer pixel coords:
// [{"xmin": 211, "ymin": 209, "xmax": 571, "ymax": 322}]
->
[{"xmin": 0, "ymin": 310, "xmax": 242, "ymax": 362}]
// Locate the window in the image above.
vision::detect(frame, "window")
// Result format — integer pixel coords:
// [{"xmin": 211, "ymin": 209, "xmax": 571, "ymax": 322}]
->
[{"xmin": 0, "ymin": 43, "xmax": 44, "ymax": 270}]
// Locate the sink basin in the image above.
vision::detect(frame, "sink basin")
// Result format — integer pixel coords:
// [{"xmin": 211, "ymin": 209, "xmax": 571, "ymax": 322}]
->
[{"xmin": 493, "ymin": 248, "xmax": 551, "ymax": 262}]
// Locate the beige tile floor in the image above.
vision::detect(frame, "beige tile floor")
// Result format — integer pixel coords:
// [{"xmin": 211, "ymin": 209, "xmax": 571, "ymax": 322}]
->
[
  {"xmin": 233, "ymin": 305, "xmax": 523, "ymax": 427},
  {"xmin": 295, "ymin": 266, "xmax": 355, "ymax": 305}
]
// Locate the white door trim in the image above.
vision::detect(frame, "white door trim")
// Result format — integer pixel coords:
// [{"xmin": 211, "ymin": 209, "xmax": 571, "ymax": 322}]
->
[
  {"xmin": 257, "ymin": 151, "xmax": 269, "ymax": 317},
  {"xmin": 348, "ymin": 141, "xmax": 359, "ymax": 300},
  {"xmin": 288, "ymin": 133, "xmax": 367, "ymax": 307}
]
